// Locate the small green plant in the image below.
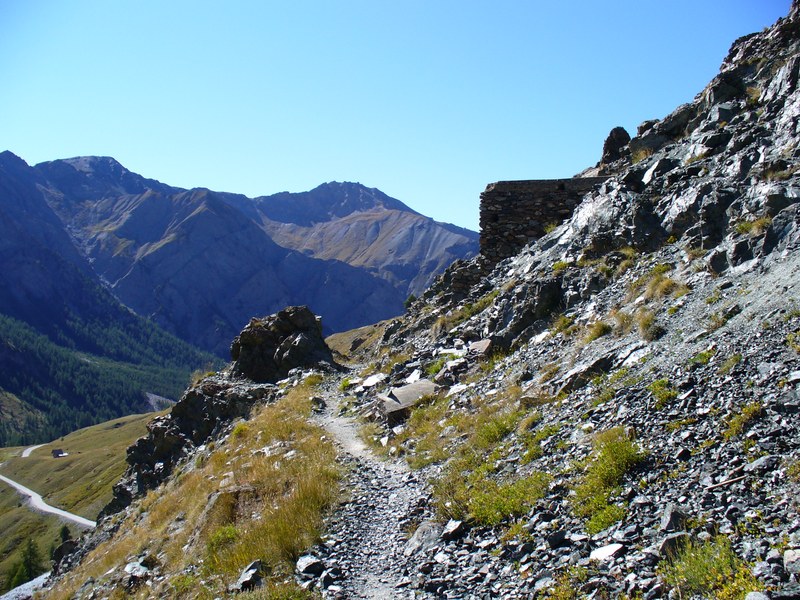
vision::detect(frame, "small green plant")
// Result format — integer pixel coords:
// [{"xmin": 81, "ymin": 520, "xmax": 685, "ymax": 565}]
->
[
  {"xmin": 520, "ymin": 423, "xmax": 560, "ymax": 463},
  {"xmin": 171, "ymin": 574, "xmax": 200, "ymax": 595},
  {"xmin": 539, "ymin": 362, "xmax": 560, "ymax": 383},
  {"xmin": 404, "ymin": 294, "xmax": 417, "ymax": 309},
  {"xmin": 786, "ymin": 458, "xmax": 800, "ymax": 482},
  {"xmin": 659, "ymin": 536, "xmax": 761, "ymax": 599},
  {"xmin": 705, "ymin": 289, "xmax": 722, "ymax": 304},
  {"xmin": 735, "ymin": 216, "xmax": 772, "ymax": 236},
  {"xmin": 230, "ymin": 422, "xmax": 249, "ymax": 440},
  {"xmin": 207, "ymin": 524, "xmax": 239, "ymax": 555},
  {"xmin": 552, "ymin": 260, "xmax": 571, "ymax": 273},
  {"xmin": 631, "ymin": 146, "xmax": 654, "ymax": 164},
  {"xmin": 436, "ymin": 290, "xmax": 500, "ymax": 332},
  {"xmin": 746, "ymin": 86, "xmax": 761, "ymax": 106},
  {"xmin": 425, "ymin": 355, "xmax": 454, "ymax": 377},
  {"xmin": 648, "ymin": 379, "xmax": 678, "ymax": 409},
  {"xmin": 636, "ymin": 308, "xmax": 665, "ymax": 341},
  {"xmin": 629, "ymin": 263, "xmax": 688, "ymax": 303},
  {"xmin": 723, "ymin": 402, "xmax": 763, "ymax": 439},
  {"xmin": 788, "ymin": 332, "xmax": 800, "ymax": 352},
  {"xmin": 686, "ymin": 246, "xmax": 707, "ymax": 260},
  {"xmin": 543, "ymin": 221, "xmax": 559, "ymax": 234},
  {"xmin": 718, "ymin": 353, "xmax": 742, "ymax": 375},
  {"xmin": 469, "ymin": 472, "xmax": 552, "ymax": 526},
  {"xmin": 304, "ymin": 373, "xmax": 324, "ymax": 387},
  {"xmin": 765, "ymin": 164, "xmax": 800, "ymax": 181},
  {"xmin": 666, "ymin": 417, "xmax": 698, "ymax": 432},
  {"xmin": 708, "ymin": 310, "xmax": 733, "ymax": 331},
  {"xmin": 690, "ymin": 348, "xmax": 716, "ymax": 366},
  {"xmin": 590, "ymin": 368, "xmax": 636, "ymax": 407},
  {"xmin": 551, "ymin": 313, "xmax": 576, "ymax": 335},
  {"xmin": 583, "ymin": 321, "xmax": 612, "ymax": 344}
]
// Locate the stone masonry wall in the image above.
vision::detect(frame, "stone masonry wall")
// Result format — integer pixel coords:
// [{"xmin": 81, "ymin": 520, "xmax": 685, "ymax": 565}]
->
[{"xmin": 479, "ymin": 177, "xmax": 609, "ymax": 264}]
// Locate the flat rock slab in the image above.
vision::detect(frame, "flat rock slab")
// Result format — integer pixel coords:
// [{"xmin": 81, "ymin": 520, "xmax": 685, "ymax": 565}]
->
[
  {"xmin": 379, "ymin": 379, "xmax": 437, "ymax": 424},
  {"xmin": 590, "ymin": 543, "xmax": 624, "ymax": 562}
]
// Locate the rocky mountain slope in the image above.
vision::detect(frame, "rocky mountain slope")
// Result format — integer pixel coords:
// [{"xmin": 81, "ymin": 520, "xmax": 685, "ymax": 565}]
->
[
  {"xmin": 30, "ymin": 159, "xmax": 477, "ymax": 354},
  {"xmin": 243, "ymin": 182, "xmax": 478, "ymax": 297},
  {"xmin": 26, "ymin": 3, "xmax": 800, "ymax": 599},
  {"xmin": 0, "ymin": 152, "xmax": 215, "ymax": 446}
]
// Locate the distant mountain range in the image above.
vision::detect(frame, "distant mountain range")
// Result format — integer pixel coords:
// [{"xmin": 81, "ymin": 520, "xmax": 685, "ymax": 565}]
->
[
  {"xmin": 29, "ymin": 154, "xmax": 478, "ymax": 354},
  {"xmin": 0, "ymin": 151, "xmax": 477, "ymax": 442}
]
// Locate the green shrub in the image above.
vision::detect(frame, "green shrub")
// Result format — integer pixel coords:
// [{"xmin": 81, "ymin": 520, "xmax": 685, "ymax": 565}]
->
[
  {"xmin": 553, "ymin": 260, "xmax": 571, "ymax": 273},
  {"xmin": 723, "ymin": 402, "xmax": 763, "ymax": 439},
  {"xmin": 659, "ymin": 537, "xmax": 760, "ymax": 599},
  {"xmin": 425, "ymin": 356, "xmax": 449, "ymax": 377},
  {"xmin": 303, "ymin": 373, "xmax": 324, "ymax": 387},
  {"xmin": 690, "ymin": 348, "xmax": 716, "ymax": 366},
  {"xmin": 584, "ymin": 321, "xmax": 612, "ymax": 343},
  {"xmin": 735, "ymin": 216, "xmax": 772, "ymax": 236},
  {"xmin": 572, "ymin": 427, "xmax": 644, "ymax": 534},
  {"xmin": 469, "ymin": 472, "xmax": 551, "ymax": 526},
  {"xmin": 788, "ymin": 332, "xmax": 800, "ymax": 352},
  {"xmin": 207, "ymin": 524, "xmax": 239, "ymax": 555},
  {"xmin": 551, "ymin": 314, "xmax": 576, "ymax": 335},
  {"xmin": 647, "ymin": 379, "xmax": 678, "ymax": 409},
  {"xmin": 637, "ymin": 309, "xmax": 664, "ymax": 341},
  {"xmin": 718, "ymin": 353, "xmax": 742, "ymax": 375},
  {"xmin": 520, "ymin": 423, "xmax": 559, "ymax": 463}
]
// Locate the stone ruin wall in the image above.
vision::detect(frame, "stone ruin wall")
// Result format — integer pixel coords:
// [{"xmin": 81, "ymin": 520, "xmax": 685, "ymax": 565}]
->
[{"xmin": 479, "ymin": 177, "xmax": 609, "ymax": 264}]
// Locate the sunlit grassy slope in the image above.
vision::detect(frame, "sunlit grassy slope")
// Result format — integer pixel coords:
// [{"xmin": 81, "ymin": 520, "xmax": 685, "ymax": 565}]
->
[{"xmin": 0, "ymin": 411, "xmax": 159, "ymax": 588}]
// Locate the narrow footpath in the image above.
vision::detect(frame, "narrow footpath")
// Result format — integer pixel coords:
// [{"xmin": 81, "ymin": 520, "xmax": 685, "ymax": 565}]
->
[{"xmin": 311, "ymin": 379, "xmax": 429, "ymax": 599}]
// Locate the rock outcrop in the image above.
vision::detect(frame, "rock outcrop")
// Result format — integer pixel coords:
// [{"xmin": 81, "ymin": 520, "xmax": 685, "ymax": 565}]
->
[
  {"xmin": 230, "ymin": 305, "xmax": 338, "ymax": 382},
  {"xmin": 101, "ymin": 306, "xmax": 336, "ymax": 517}
]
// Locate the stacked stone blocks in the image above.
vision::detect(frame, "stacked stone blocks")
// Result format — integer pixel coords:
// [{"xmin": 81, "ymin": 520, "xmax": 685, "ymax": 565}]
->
[{"xmin": 479, "ymin": 177, "xmax": 609, "ymax": 264}]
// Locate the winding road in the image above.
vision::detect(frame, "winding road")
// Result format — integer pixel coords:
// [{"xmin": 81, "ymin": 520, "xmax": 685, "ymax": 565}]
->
[{"xmin": 0, "ymin": 446, "xmax": 96, "ymax": 529}]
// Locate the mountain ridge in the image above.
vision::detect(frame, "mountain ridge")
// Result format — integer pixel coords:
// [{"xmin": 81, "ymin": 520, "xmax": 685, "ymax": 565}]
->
[{"xmin": 21, "ymin": 155, "xmax": 478, "ymax": 353}]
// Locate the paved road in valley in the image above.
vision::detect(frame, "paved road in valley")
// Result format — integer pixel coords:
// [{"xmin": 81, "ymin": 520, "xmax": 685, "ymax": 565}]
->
[{"xmin": 0, "ymin": 444, "xmax": 96, "ymax": 528}]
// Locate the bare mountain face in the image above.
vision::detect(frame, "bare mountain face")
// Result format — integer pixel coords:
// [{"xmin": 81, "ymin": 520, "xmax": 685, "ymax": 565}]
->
[
  {"xmin": 241, "ymin": 182, "xmax": 479, "ymax": 297},
  {"xmin": 31, "ymin": 160, "xmax": 477, "ymax": 355}
]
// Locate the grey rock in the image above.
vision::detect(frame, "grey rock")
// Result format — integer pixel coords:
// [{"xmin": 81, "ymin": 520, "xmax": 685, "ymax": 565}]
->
[
  {"xmin": 441, "ymin": 519, "xmax": 466, "ymax": 541},
  {"xmin": 230, "ymin": 306, "xmax": 337, "ymax": 382},
  {"xmin": 660, "ymin": 504, "xmax": 689, "ymax": 532},
  {"xmin": 379, "ymin": 379, "xmax": 437, "ymax": 425},
  {"xmin": 404, "ymin": 521, "xmax": 443, "ymax": 557},
  {"xmin": 296, "ymin": 555, "xmax": 325, "ymax": 577},
  {"xmin": 785, "ymin": 549, "xmax": 800, "ymax": 575},
  {"xmin": 231, "ymin": 560, "xmax": 264, "ymax": 592}
]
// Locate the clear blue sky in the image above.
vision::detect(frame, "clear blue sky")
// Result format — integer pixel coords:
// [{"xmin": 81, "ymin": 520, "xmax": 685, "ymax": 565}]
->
[{"xmin": 0, "ymin": 1, "xmax": 791, "ymax": 231}]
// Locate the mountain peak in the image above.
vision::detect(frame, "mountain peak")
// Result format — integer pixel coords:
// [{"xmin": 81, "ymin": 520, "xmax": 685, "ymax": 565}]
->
[{"xmin": 33, "ymin": 156, "xmax": 176, "ymax": 201}]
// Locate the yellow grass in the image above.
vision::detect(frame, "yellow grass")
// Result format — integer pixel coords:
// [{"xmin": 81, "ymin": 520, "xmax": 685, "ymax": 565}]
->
[{"xmin": 44, "ymin": 378, "xmax": 340, "ymax": 599}]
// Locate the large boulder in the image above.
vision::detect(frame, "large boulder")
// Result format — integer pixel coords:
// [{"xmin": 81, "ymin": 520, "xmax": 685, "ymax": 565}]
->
[
  {"xmin": 600, "ymin": 126, "xmax": 631, "ymax": 165},
  {"xmin": 230, "ymin": 306, "xmax": 337, "ymax": 382}
]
